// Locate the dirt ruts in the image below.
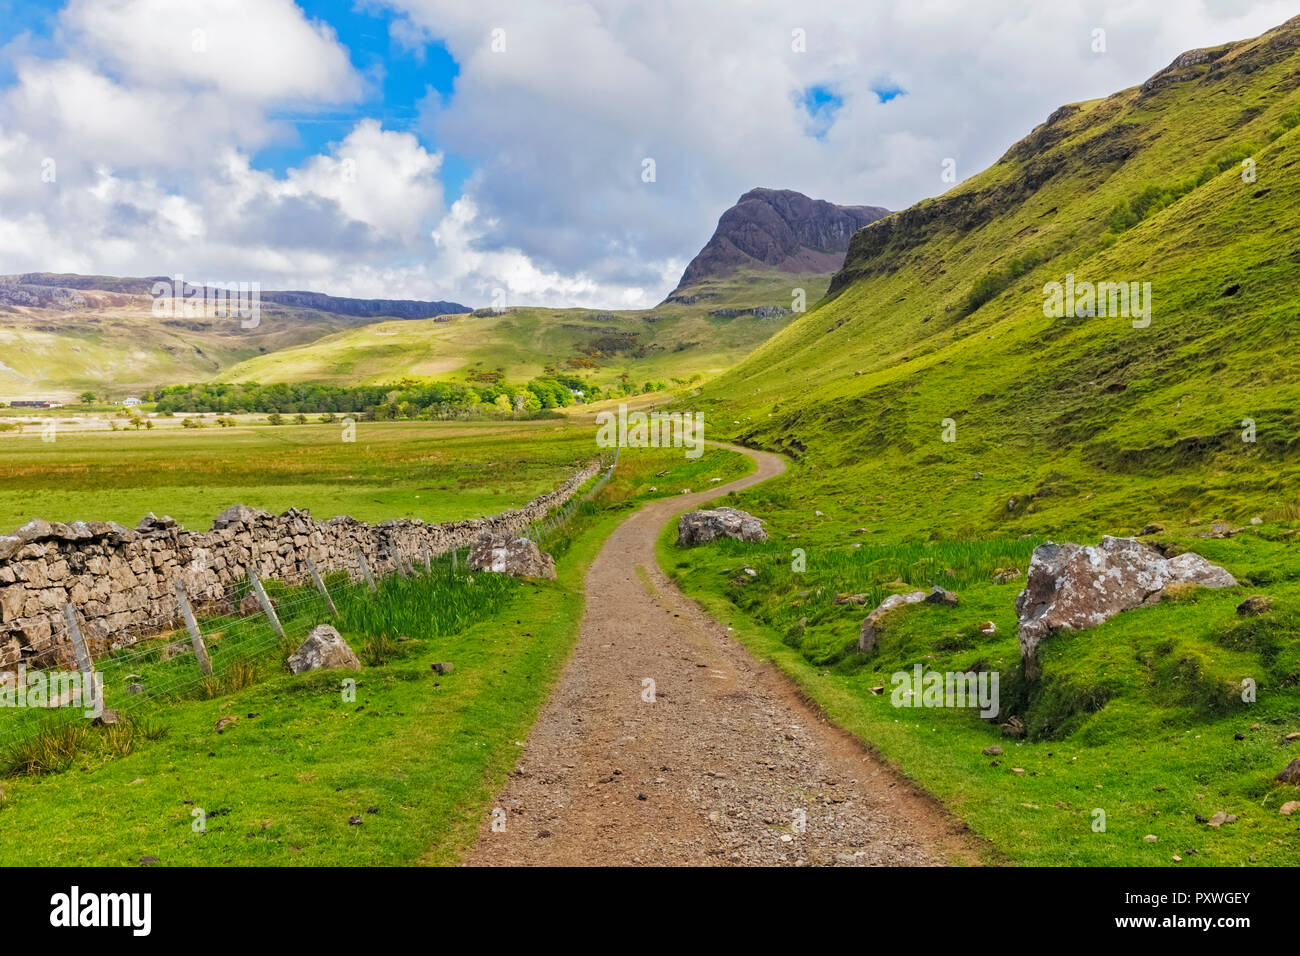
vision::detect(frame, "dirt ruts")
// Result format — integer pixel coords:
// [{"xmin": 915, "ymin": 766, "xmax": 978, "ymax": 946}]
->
[{"xmin": 465, "ymin": 443, "xmax": 985, "ymax": 866}]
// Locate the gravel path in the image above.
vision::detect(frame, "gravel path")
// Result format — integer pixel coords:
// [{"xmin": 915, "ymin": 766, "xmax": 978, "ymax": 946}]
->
[{"xmin": 465, "ymin": 443, "xmax": 984, "ymax": 866}]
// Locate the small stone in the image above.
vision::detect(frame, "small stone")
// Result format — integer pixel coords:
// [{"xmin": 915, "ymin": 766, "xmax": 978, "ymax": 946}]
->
[
  {"xmin": 924, "ymin": 586, "xmax": 959, "ymax": 606},
  {"xmin": 214, "ymin": 715, "xmax": 237, "ymax": 734},
  {"xmin": 1278, "ymin": 801, "xmax": 1300, "ymax": 816},
  {"xmin": 1236, "ymin": 595, "xmax": 1272, "ymax": 617},
  {"xmin": 1276, "ymin": 758, "xmax": 1300, "ymax": 784},
  {"xmin": 1143, "ymin": 834, "xmax": 1158, "ymax": 843},
  {"xmin": 1011, "ymin": 767, "xmax": 1025, "ymax": 775},
  {"xmin": 349, "ymin": 815, "xmax": 362, "ymax": 826},
  {"xmin": 982, "ymin": 745, "xmax": 1003, "ymax": 756},
  {"xmin": 93, "ymin": 710, "xmax": 121, "ymax": 726},
  {"xmin": 126, "ymin": 683, "xmax": 145, "ymax": 695},
  {"xmin": 138, "ymin": 856, "xmax": 160, "ymax": 866},
  {"xmin": 637, "ymin": 793, "xmax": 647, "ymax": 801},
  {"xmin": 431, "ymin": 662, "xmax": 455, "ymax": 675}
]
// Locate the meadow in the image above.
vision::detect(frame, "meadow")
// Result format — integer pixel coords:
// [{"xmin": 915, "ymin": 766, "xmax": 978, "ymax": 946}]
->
[
  {"xmin": 0, "ymin": 442, "xmax": 749, "ymax": 865},
  {"xmin": 0, "ymin": 418, "xmax": 600, "ymax": 533}
]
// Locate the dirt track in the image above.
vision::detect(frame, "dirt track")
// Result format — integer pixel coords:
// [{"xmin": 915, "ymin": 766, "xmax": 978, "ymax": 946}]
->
[{"xmin": 465, "ymin": 443, "xmax": 984, "ymax": 866}]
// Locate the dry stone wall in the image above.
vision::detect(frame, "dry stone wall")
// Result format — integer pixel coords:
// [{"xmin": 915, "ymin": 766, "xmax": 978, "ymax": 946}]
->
[{"xmin": 0, "ymin": 460, "xmax": 601, "ymax": 670}]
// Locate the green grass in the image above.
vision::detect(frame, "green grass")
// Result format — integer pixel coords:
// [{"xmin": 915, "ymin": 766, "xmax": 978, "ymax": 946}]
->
[
  {"xmin": 660, "ymin": 518, "xmax": 1300, "ymax": 866},
  {"xmin": 0, "ymin": 441, "xmax": 750, "ymax": 865},
  {"xmin": 651, "ymin": 21, "xmax": 1300, "ymax": 865},
  {"xmin": 218, "ymin": 271, "xmax": 825, "ymax": 394},
  {"xmin": 0, "ymin": 419, "xmax": 598, "ymax": 532},
  {"xmin": 0, "ymin": 297, "xmax": 381, "ymax": 403}
]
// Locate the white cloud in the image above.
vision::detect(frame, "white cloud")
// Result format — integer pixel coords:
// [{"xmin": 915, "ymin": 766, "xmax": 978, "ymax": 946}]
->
[{"xmin": 0, "ymin": 0, "xmax": 1296, "ymax": 309}]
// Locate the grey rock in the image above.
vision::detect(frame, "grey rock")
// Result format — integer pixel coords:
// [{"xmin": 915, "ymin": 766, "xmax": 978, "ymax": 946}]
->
[
  {"xmin": 287, "ymin": 624, "xmax": 362, "ymax": 674},
  {"xmin": 1015, "ymin": 536, "xmax": 1236, "ymax": 679},
  {"xmin": 211, "ymin": 504, "xmax": 272, "ymax": 529},
  {"xmin": 924, "ymin": 586, "xmax": 959, "ymax": 606},
  {"xmin": 858, "ymin": 590, "xmax": 927, "ymax": 652},
  {"xmin": 677, "ymin": 507, "xmax": 768, "ymax": 546},
  {"xmin": 467, "ymin": 534, "xmax": 557, "ymax": 579}
]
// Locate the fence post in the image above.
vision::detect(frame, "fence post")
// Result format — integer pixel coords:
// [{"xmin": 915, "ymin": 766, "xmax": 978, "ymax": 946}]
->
[
  {"xmin": 389, "ymin": 544, "xmax": 410, "ymax": 578},
  {"xmin": 306, "ymin": 556, "xmax": 338, "ymax": 616},
  {"xmin": 62, "ymin": 603, "xmax": 97, "ymax": 712},
  {"xmin": 173, "ymin": 581, "xmax": 212, "ymax": 675},
  {"xmin": 451, "ymin": 547, "xmax": 458, "ymax": 572},
  {"xmin": 355, "ymin": 547, "xmax": 377, "ymax": 593},
  {"xmin": 246, "ymin": 568, "xmax": 285, "ymax": 640},
  {"xmin": 423, "ymin": 541, "xmax": 431, "ymax": 573}
]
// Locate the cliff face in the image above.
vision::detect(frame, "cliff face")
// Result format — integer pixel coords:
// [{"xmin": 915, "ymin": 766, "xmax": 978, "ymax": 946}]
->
[{"xmin": 672, "ymin": 188, "xmax": 889, "ymax": 293}]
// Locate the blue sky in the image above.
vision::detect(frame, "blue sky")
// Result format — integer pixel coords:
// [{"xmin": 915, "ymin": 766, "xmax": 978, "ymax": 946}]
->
[
  {"xmin": 0, "ymin": 0, "xmax": 476, "ymax": 195},
  {"xmin": 260, "ymin": 0, "xmax": 472, "ymax": 196}
]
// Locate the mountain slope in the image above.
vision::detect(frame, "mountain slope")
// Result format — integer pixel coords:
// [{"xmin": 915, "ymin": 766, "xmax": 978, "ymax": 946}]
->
[
  {"xmin": 215, "ymin": 301, "xmax": 795, "ymax": 391},
  {"xmin": 698, "ymin": 15, "xmax": 1300, "ymax": 537},
  {"xmin": 665, "ymin": 187, "xmax": 888, "ymax": 306},
  {"xmin": 0, "ymin": 275, "xmax": 469, "ymax": 401}
]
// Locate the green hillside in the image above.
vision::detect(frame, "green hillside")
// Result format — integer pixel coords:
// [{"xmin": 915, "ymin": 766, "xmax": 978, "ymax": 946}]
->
[
  {"xmin": 219, "ymin": 271, "xmax": 826, "ymax": 391},
  {"xmin": 664, "ymin": 17, "xmax": 1300, "ymax": 864},
  {"xmin": 0, "ymin": 298, "xmax": 382, "ymax": 403}
]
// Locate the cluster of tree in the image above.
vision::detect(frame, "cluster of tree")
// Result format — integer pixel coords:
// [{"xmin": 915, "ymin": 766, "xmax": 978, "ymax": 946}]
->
[{"xmin": 150, "ymin": 376, "xmax": 670, "ymax": 420}]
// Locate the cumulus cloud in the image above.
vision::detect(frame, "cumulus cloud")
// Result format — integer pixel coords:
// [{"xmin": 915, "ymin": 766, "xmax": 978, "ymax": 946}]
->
[
  {"xmin": 0, "ymin": 0, "xmax": 1296, "ymax": 307},
  {"xmin": 388, "ymin": 0, "xmax": 1299, "ymax": 303}
]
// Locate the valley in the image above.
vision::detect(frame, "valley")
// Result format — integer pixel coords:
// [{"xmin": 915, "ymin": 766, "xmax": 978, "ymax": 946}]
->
[{"xmin": 2, "ymin": 11, "xmax": 1299, "ymax": 877}]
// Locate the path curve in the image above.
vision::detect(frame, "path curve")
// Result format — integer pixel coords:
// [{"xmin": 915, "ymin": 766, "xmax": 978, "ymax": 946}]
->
[{"xmin": 465, "ymin": 442, "xmax": 983, "ymax": 866}]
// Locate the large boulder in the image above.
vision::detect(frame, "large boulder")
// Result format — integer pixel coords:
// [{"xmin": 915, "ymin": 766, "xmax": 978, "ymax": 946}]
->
[
  {"xmin": 677, "ymin": 508, "xmax": 768, "ymax": 546},
  {"xmin": 858, "ymin": 590, "xmax": 927, "ymax": 652},
  {"xmin": 1016, "ymin": 536, "xmax": 1236, "ymax": 679},
  {"xmin": 466, "ymin": 534, "xmax": 556, "ymax": 579},
  {"xmin": 288, "ymin": 624, "xmax": 362, "ymax": 674}
]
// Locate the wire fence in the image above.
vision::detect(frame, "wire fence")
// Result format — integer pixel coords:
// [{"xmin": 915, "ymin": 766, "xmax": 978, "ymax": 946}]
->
[
  {"xmin": 0, "ymin": 455, "xmax": 616, "ymax": 762},
  {"xmin": 522, "ymin": 447, "xmax": 618, "ymax": 552}
]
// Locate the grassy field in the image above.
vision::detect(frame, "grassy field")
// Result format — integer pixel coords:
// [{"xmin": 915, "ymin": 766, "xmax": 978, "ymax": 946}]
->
[
  {"xmin": 0, "ymin": 441, "xmax": 749, "ymax": 865},
  {"xmin": 0, "ymin": 419, "xmax": 603, "ymax": 533}
]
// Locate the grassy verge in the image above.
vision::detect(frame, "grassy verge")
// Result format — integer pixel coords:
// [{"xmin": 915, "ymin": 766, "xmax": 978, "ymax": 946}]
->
[{"xmin": 656, "ymin": 494, "xmax": 1300, "ymax": 867}]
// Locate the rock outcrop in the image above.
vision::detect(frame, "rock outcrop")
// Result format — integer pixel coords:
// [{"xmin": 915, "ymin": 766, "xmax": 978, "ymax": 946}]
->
[
  {"xmin": 1015, "ymin": 536, "xmax": 1237, "ymax": 678},
  {"xmin": 677, "ymin": 508, "xmax": 768, "ymax": 546},
  {"xmin": 466, "ymin": 534, "xmax": 557, "ymax": 579},
  {"xmin": 669, "ymin": 188, "xmax": 889, "ymax": 296},
  {"xmin": 287, "ymin": 624, "xmax": 362, "ymax": 674}
]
